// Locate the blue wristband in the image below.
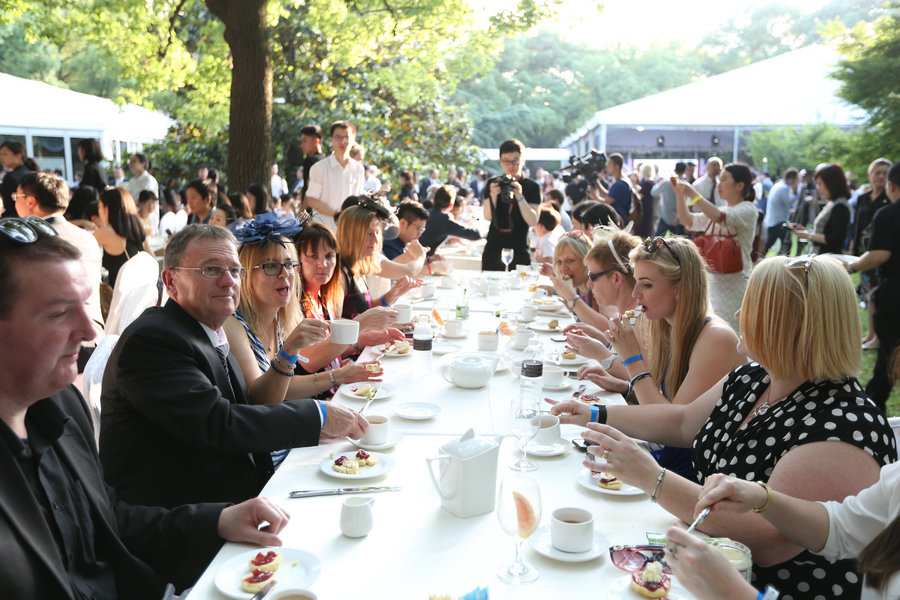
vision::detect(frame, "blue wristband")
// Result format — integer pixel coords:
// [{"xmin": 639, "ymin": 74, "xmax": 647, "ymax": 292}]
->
[
  {"xmin": 278, "ymin": 348, "xmax": 299, "ymax": 364},
  {"xmin": 622, "ymin": 354, "xmax": 644, "ymax": 366},
  {"xmin": 381, "ymin": 296, "xmax": 389, "ymax": 307},
  {"xmin": 590, "ymin": 405, "xmax": 599, "ymax": 423},
  {"xmin": 319, "ymin": 401, "xmax": 327, "ymax": 426}
]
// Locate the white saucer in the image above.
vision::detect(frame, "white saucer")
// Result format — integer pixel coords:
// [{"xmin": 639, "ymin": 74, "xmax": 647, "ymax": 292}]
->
[
  {"xmin": 214, "ymin": 547, "xmax": 322, "ymax": 599},
  {"xmin": 528, "ymin": 525, "xmax": 608, "ymax": 563},
  {"xmin": 432, "ymin": 342, "xmax": 462, "ymax": 356},
  {"xmin": 527, "ymin": 438, "xmax": 571, "ymax": 456},
  {"xmin": 338, "ymin": 383, "xmax": 393, "ymax": 401},
  {"xmin": 442, "ymin": 330, "xmax": 469, "ymax": 340},
  {"xmin": 393, "ymin": 402, "xmax": 441, "ymax": 420},
  {"xmin": 549, "ymin": 355, "xmax": 590, "ymax": 367},
  {"xmin": 529, "ymin": 322, "xmax": 565, "ymax": 333},
  {"xmin": 542, "ymin": 380, "xmax": 572, "ymax": 392},
  {"xmin": 607, "ymin": 576, "xmax": 689, "ymax": 600},
  {"xmin": 348, "ymin": 431, "xmax": 404, "ymax": 451},
  {"xmin": 576, "ymin": 468, "xmax": 644, "ymax": 496}
]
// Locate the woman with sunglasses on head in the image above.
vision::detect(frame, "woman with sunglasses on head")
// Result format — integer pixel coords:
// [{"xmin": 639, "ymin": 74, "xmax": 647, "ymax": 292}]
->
[
  {"xmin": 564, "ymin": 236, "xmax": 743, "ymax": 479},
  {"xmin": 674, "ymin": 163, "xmax": 759, "ymax": 333},
  {"xmin": 551, "ymin": 255, "xmax": 895, "ymax": 600},
  {"xmin": 789, "ymin": 162, "xmax": 852, "ymax": 255},
  {"xmin": 93, "ymin": 187, "xmax": 147, "ymax": 287}
]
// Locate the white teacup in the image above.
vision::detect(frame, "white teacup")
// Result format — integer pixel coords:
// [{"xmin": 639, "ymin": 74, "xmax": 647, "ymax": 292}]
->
[
  {"xmin": 444, "ymin": 319, "xmax": 464, "ymax": 337},
  {"xmin": 361, "ymin": 415, "xmax": 389, "ymax": 446},
  {"xmin": 330, "ymin": 319, "xmax": 360, "ymax": 345},
  {"xmin": 543, "ymin": 365, "xmax": 564, "ymax": 388},
  {"xmin": 394, "ymin": 303, "xmax": 412, "ymax": 324},
  {"xmin": 533, "ymin": 413, "xmax": 561, "ymax": 446},
  {"xmin": 477, "ymin": 331, "xmax": 499, "ymax": 352},
  {"xmin": 551, "ymin": 507, "xmax": 594, "ymax": 553},
  {"xmin": 340, "ymin": 497, "xmax": 375, "ymax": 538},
  {"xmin": 271, "ymin": 590, "xmax": 318, "ymax": 600},
  {"xmin": 519, "ymin": 304, "xmax": 537, "ymax": 322},
  {"xmin": 439, "ymin": 275, "xmax": 454, "ymax": 289},
  {"xmin": 513, "ymin": 328, "xmax": 532, "ymax": 349},
  {"xmin": 421, "ymin": 283, "xmax": 436, "ymax": 298}
]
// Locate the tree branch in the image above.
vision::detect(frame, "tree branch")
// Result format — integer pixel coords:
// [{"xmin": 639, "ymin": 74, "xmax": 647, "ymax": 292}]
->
[{"xmin": 159, "ymin": 0, "xmax": 189, "ymax": 59}]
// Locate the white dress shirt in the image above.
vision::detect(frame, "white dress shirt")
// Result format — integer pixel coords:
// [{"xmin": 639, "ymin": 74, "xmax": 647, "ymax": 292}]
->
[{"xmin": 306, "ymin": 154, "xmax": 364, "ymax": 232}]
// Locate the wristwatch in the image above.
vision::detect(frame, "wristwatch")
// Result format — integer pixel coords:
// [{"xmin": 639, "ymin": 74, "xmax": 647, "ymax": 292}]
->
[
  {"xmin": 565, "ymin": 296, "xmax": 578, "ymax": 311},
  {"xmin": 601, "ymin": 354, "xmax": 617, "ymax": 370}
]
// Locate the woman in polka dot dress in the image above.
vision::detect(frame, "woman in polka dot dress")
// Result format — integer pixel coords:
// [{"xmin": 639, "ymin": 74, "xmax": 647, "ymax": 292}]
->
[{"xmin": 550, "ymin": 255, "xmax": 896, "ymax": 600}]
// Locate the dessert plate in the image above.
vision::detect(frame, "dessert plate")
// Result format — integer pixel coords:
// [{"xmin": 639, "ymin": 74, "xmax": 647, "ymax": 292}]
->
[
  {"xmin": 214, "ymin": 547, "xmax": 321, "ymax": 599},
  {"xmin": 379, "ymin": 344, "xmax": 412, "ymax": 358},
  {"xmin": 577, "ymin": 468, "xmax": 644, "ymax": 496},
  {"xmin": 528, "ymin": 525, "xmax": 608, "ymax": 563},
  {"xmin": 432, "ymin": 341, "xmax": 463, "ymax": 356},
  {"xmin": 393, "ymin": 402, "xmax": 441, "ymax": 420},
  {"xmin": 606, "ymin": 575, "xmax": 691, "ymax": 600},
  {"xmin": 549, "ymin": 354, "xmax": 590, "ymax": 367},
  {"xmin": 338, "ymin": 383, "xmax": 393, "ymax": 401},
  {"xmin": 319, "ymin": 452, "xmax": 395, "ymax": 480}
]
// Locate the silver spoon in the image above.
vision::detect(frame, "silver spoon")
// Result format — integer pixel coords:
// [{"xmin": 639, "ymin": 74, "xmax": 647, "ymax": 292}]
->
[{"xmin": 686, "ymin": 506, "xmax": 711, "ymax": 534}]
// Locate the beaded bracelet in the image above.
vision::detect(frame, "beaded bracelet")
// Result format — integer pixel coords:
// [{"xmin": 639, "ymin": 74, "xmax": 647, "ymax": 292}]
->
[
  {"xmin": 650, "ymin": 469, "xmax": 666, "ymax": 503},
  {"xmin": 273, "ymin": 355, "xmax": 295, "ymax": 372},
  {"xmin": 271, "ymin": 362, "xmax": 294, "ymax": 377}
]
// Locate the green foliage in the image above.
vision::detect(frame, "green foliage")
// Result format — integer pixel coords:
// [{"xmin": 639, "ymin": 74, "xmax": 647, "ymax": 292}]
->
[
  {"xmin": 742, "ymin": 124, "xmax": 858, "ymax": 175},
  {"xmin": 142, "ymin": 124, "xmax": 229, "ymax": 188}
]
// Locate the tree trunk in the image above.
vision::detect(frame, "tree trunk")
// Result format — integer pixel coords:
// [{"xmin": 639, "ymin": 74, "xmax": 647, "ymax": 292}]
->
[{"xmin": 206, "ymin": 0, "xmax": 271, "ymax": 195}]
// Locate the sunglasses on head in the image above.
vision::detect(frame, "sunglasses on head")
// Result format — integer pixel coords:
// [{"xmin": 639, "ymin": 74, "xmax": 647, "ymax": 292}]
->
[
  {"xmin": 609, "ymin": 544, "xmax": 672, "ymax": 574},
  {"xmin": 0, "ymin": 216, "xmax": 58, "ymax": 245},
  {"xmin": 786, "ymin": 254, "xmax": 814, "ymax": 286},
  {"xmin": 642, "ymin": 236, "xmax": 681, "ymax": 266}
]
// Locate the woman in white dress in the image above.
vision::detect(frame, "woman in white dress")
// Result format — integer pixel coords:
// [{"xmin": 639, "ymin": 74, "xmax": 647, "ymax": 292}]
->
[{"xmin": 674, "ymin": 163, "xmax": 759, "ymax": 332}]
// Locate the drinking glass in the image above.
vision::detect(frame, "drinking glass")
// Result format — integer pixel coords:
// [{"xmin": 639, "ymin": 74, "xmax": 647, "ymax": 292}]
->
[
  {"xmin": 501, "ymin": 247, "xmax": 514, "ymax": 273},
  {"xmin": 508, "ymin": 394, "xmax": 540, "ymax": 472},
  {"xmin": 497, "ymin": 474, "xmax": 541, "ymax": 584}
]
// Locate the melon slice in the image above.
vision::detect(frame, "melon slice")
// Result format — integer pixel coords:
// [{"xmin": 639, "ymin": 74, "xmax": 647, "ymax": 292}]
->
[
  {"xmin": 432, "ymin": 307, "xmax": 445, "ymax": 326},
  {"xmin": 512, "ymin": 490, "xmax": 537, "ymax": 537}
]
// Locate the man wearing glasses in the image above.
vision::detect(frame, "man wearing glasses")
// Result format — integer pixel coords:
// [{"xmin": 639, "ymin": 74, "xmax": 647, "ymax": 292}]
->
[
  {"xmin": 482, "ymin": 138, "xmax": 541, "ymax": 270},
  {"xmin": 303, "ymin": 120, "xmax": 365, "ymax": 231},
  {"xmin": 99, "ymin": 225, "xmax": 368, "ymax": 511}
]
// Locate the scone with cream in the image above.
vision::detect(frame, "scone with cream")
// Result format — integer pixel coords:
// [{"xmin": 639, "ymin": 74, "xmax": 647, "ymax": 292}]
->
[
  {"xmin": 630, "ymin": 561, "xmax": 671, "ymax": 598},
  {"xmin": 249, "ymin": 550, "xmax": 282, "ymax": 573},
  {"xmin": 596, "ymin": 473, "xmax": 623, "ymax": 490}
]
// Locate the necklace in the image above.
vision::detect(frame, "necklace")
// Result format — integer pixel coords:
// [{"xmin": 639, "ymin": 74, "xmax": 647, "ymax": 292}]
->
[{"xmin": 749, "ymin": 384, "xmax": 777, "ymax": 420}]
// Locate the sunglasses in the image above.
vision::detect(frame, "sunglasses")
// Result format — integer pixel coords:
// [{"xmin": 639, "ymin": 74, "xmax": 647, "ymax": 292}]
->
[
  {"xmin": 253, "ymin": 261, "xmax": 300, "ymax": 276},
  {"xmin": 588, "ymin": 268, "xmax": 617, "ymax": 282},
  {"xmin": 786, "ymin": 254, "xmax": 814, "ymax": 286},
  {"xmin": 609, "ymin": 544, "xmax": 672, "ymax": 574},
  {"xmin": 563, "ymin": 230, "xmax": 587, "ymax": 240},
  {"xmin": 0, "ymin": 216, "xmax": 58, "ymax": 244},
  {"xmin": 642, "ymin": 236, "xmax": 681, "ymax": 266}
]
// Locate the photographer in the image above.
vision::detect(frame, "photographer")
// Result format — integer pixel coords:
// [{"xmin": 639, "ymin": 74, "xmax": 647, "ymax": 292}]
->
[{"xmin": 482, "ymin": 139, "xmax": 541, "ymax": 270}]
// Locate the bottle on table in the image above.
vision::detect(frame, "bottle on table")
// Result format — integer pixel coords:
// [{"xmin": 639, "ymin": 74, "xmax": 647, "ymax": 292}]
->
[
  {"xmin": 519, "ymin": 337, "xmax": 543, "ymax": 406},
  {"xmin": 413, "ymin": 319, "xmax": 433, "ymax": 375},
  {"xmin": 456, "ymin": 287, "xmax": 469, "ymax": 320}
]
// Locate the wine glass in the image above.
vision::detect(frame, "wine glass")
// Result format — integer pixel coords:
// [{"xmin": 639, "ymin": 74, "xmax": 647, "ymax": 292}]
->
[
  {"xmin": 508, "ymin": 394, "xmax": 540, "ymax": 472},
  {"xmin": 501, "ymin": 247, "xmax": 514, "ymax": 273},
  {"xmin": 496, "ymin": 474, "xmax": 541, "ymax": 584}
]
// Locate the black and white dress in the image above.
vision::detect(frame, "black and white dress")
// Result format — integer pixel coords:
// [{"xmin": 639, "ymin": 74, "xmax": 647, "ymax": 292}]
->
[{"xmin": 693, "ymin": 363, "xmax": 896, "ymax": 600}]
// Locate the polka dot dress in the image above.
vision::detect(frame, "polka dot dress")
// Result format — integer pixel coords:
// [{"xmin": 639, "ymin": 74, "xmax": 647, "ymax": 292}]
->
[{"xmin": 693, "ymin": 363, "xmax": 897, "ymax": 600}]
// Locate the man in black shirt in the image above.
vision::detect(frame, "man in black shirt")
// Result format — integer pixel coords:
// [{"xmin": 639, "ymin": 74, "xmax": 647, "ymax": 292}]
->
[
  {"xmin": 0, "ymin": 226, "xmax": 290, "ymax": 598},
  {"xmin": 848, "ymin": 161, "xmax": 900, "ymax": 413},
  {"xmin": 482, "ymin": 138, "xmax": 541, "ymax": 270},
  {"xmin": 299, "ymin": 124, "xmax": 325, "ymax": 204}
]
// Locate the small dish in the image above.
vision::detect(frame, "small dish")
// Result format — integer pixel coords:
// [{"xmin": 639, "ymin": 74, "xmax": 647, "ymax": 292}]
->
[
  {"xmin": 526, "ymin": 439, "xmax": 571, "ymax": 457},
  {"xmin": 577, "ymin": 468, "xmax": 644, "ymax": 496},
  {"xmin": 338, "ymin": 384, "xmax": 393, "ymax": 402},
  {"xmin": 542, "ymin": 380, "xmax": 573, "ymax": 392},
  {"xmin": 393, "ymin": 402, "xmax": 441, "ymax": 420},
  {"xmin": 549, "ymin": 354, "xmax": 590, "ymax": 367},
  {"xmin": 348, "ymin": 431, "xmax": 405, "ymax": 451},
  {"xmin": 214, "ymin": 547, "xmax": 322, "ymax": 599},
  {"xmin": 442, "ymin": 330, "xmax": 469, "ymax": 340},
  {"xmin": 528, "ymin": 525, "xmax": 608, "ymax": 563},
  {"xmin": 529, "ymin": 321, "xmax": 568, "ymax": 333},
  {"xmin": 319, "ymin": 452, "xmax": 395, "ymax": 479},
  {"xmin": 380, "ymin": 344, "xmax": 413, "ymax": 358},
  {"xmin": 432, "ymin": 341, "xmax": 463, "ymax": 356},
  {"xmin": 606, "ymin": 575, "xmax": 687, "ymax": 600}
]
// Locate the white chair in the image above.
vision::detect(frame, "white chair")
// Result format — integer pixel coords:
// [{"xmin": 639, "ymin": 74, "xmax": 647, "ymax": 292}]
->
[
  {"xmin": 80, "ymin": 334, "xmax": 120, "ymax": 446},
  {"xmin": 889, "ymin": 417, "xmax": 900, "ymax": 451},
  {"xmin": 105, "ymin": 251, "xmax": 159, "ymax": 335}
]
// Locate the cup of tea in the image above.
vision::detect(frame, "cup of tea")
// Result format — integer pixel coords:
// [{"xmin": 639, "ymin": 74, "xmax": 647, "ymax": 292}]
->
[
  {"xmin": 421, "ymin": 283, "xmax": 436, "ymax": 298},
  {"xmin": 444, "ymin": 319, "xmax": 464, "ymax": 337},
  {"xmin": 361, "ymin": 415, "xmax": 389, "ymax": 446},
  {"xmin": 330, "ymin": 319, "xmax": 360, "ymax": 345},
  {"xmin": 542, "ymin": 365, "xmax": 564, "ymax": 388},
  {"xmin": 394, "ymin": 303, "xmax": 412, "ymax": 323},
  {"xmin": 533, "ymin": 413, "xmax": 561, "ymax": 446},
  {"xmin": 513, "ymin": 328, "xmax": 532, "ymax": 349},
  {"xmin": 551, "ymin": 507, "xmax": 594, "ymax": 553},
  {"xmin": 520, "ymin": 304, "xmax": 537, "ymax": 322},
  {"xmin": 439, "ymin": 275, "xmax": 454, "ymax": 289},
  {"xmin": 271, "ymin": 590, "xmax": 318, "ymax": 600}
]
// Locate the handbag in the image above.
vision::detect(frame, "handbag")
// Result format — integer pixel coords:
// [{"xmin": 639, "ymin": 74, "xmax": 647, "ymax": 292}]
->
[{"xmin": 694, "ymin": 214, "xmax": 743, "ymax": 274}]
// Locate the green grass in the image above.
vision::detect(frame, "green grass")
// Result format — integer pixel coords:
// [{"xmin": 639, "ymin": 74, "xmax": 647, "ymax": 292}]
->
[{"xmin": 767, "ymin": 236, "xmax": 900, "ymax": 417}]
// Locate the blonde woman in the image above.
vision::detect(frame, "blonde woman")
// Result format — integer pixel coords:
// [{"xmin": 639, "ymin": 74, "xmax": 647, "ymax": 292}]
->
[
  {"xmin": 551, "ymin": 256, "xmax": 895, "ymax": 600},
  {"xmin": 539, "ymin": 230, "xmax": 599, "ymax": 317}
]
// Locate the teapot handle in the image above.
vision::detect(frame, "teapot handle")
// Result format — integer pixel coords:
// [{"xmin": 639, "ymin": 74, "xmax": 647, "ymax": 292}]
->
[
  {"xmin": 426, "ymin": 456, "xmax": 453, "ymax": 500},
  {"xmin": 441, "ymin": 362, "xmax": 453, "ymax": 385}
]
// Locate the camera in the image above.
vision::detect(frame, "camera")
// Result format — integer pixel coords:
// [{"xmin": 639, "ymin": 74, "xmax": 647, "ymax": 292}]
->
[
  {"xmin": 491, "ymin": 174, "xmax": 518, "ymax": 203},
  {"xmin": 560, "ymin": 149, "xmax": 608, "ymax": 184}
]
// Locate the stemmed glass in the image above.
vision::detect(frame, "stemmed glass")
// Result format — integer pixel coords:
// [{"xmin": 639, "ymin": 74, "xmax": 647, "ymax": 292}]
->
[
  {"xmin": 501, "ymin": 247, "xmax": 514, "ymax": 273},
  {"xmin": 497, "ymin": 474, "xmax": 541, "ymax": 584},
  {"xmin": 508, "ymin": 394, "xmax": 540, "ymax": 472}
]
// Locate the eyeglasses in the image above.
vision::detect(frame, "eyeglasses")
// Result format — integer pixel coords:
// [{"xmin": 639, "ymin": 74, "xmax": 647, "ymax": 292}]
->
[
  {"xmin": 11, "ymin": 192, "xmax": 32, "ymax": 203},
  {"xmin": 562, "ymin": 230, "xmax": 587, "ymax": 240},
  {"xmin": 0, "ymin": 216, "xmax": 58, "ymax": 245},
  {"xmin": 500, "ymin": 157, "xmax": 521, "ymax": 166},
  {"xmin": 786, "ymin": 254, "xmax": 814, "ymax": 285},
  {"xmin": 253, "ymin": 261, "xmax": 299, "ymax": 276},
  {"xmin": 171, "ymin": 265, "xmax": 247, "ymax": 280},
  {"xmin": 609, "ymin": 545, "xmax": 672, "ymax": 574},
  {"xmin": 642, "ymin": 236, "xmax": 681, "ymax": 266},
  {"xmin": 588, "ymin": 268, "xmax": 618, "ymax": 282}
]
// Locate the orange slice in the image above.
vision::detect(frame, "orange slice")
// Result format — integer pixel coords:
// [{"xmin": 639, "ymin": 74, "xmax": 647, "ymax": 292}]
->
[
  {"xmin": 512, "ymin": 490, "xmax": 537, "ymax": 537},
  {"xmin": 498, "ymin": 321, "xmax": 514, "ymax": 336},
  {"xmin": 432, "ymin": 307, "xmax": 445, "ymax": 326}
]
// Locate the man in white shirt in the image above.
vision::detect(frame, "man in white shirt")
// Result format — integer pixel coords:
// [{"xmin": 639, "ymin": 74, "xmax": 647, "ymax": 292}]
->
[
  {"xmin": 303, "ymin": 120, "xmax": 365, "ymax": 231},
  {"xmin": 124, "ymin": 153, "xmax": 159, "ymax": 203},
  {"xmin": 269, "ymin": 163, "xmax": 288, "ymax": 200},
  {"xmin": 693, "ymin": 157, "xmax": 723, "ymax": 207}
]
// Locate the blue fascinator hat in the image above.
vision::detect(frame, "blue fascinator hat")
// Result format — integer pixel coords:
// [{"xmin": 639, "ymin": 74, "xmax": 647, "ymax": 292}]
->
[{"xmin": 232, "ymin": 211, "xmax": 309, "ymax": 246}]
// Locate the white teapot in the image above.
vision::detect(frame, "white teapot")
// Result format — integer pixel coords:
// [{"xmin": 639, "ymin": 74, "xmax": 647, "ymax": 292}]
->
[
  {"xmin": 426, "ymin": 429, "xmax": 501, "ymax": 518},
  {"xmin": 441, "ymin": 352, "xmax": 499, "ymax": 389}
]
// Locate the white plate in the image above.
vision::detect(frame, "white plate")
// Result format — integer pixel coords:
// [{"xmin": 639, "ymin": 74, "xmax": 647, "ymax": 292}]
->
[
  {"xmin": 214, "ymin": 547, "xmax": 322, "ymax": 599},
  {"xmin": 531, "ymin": 299, "xmax": 562, "ymax": 309},
  {"xmin": 577, "ymin": 469, "xmax": 644, "ymax": 496},
  {"xmin": 528, "ymin": 525, "xmax": 608, "ymax": 563},
  {"xmin": 527, "ymin": 438, "xmax": 571, "ymax": 457},
  {"xmin": 442, "ymin": 330, "xmax": 469, "ymax": 340},
  {"xmin": 549, "ymin": 354, "xmax": 590, "ymax": 367},
  {"xmin": 319, "ymin": 452, "xmax": 395, "ymax": 479},
  {"xmin": 379, "ymin": 344, "xmax": 413, "ymax": 357},
  {"xmin": 538, "ymin": 306, "xmax": 564, "ymax": 315},
  {"xmin": 607, "ymin": 575, "xmax": 690, "ymax": 600},
  {"xmin": 338, "ymin": 383, "xmax": 393, "ymax": 401},
  {"xmin": 432, "ymin": 342, "xmax": 462, "ymax": 356},
  {"xmin": 542, "ymin": 380, "xmax": 572, "ymax": 392},
  {"xmin": 529, "ymin": 321, "xmax": 567, "ymax": 333},
  {"xmin": 393, "ymin": 402, "xmax": 441, "ymax": 420},
  {"xmin": 348, "ymin": 431, "xmax": 405, "ymax": 451}
]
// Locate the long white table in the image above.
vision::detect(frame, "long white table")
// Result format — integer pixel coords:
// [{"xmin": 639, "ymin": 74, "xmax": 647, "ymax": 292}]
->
[{"xmin": 186, "ymin": 273, "xmax": 695, "ymax": 600}]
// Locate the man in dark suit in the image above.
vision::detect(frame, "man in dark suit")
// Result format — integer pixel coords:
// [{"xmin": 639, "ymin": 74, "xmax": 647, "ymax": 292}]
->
[
  {"xmin": 0, "ymin": 227, "xmax": 290, "ymax": 598},
  {"xmin": 100, "ymin": 224, "xmax": 367, "ymax": 509}
]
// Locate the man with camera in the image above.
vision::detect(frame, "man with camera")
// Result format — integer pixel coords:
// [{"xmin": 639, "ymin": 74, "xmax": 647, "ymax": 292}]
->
[{"xmin": 482, "ymin": 139, "xmax": 540, "ymax": 271}]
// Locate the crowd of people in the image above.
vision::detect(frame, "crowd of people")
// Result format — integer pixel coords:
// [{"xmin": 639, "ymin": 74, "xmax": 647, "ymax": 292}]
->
[{"xmin": 1, "ymin": 124, "xmax": 899, "ymax": 600}]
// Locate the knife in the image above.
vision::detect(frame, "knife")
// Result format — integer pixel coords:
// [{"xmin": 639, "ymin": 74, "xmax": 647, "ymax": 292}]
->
[
  {"xmin": 250, "ymin": 580, "xmax": 275, "ymax": 600},
  {"xmin": 360, "ymin": 386, "xmax": 377, "ymax": 416},
  {"xmin": 289, "ymin": 486, "xmax": 401, "ymax": 498}
]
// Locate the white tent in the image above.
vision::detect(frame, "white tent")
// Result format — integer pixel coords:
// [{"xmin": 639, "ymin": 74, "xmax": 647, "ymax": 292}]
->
[
  {"xmin": 560, "ymin": 45, "xmax": 866, "ymax": 162},
  {"xmin": 0, "ymin": 72, "xmax": 172, "ymax": 182}
]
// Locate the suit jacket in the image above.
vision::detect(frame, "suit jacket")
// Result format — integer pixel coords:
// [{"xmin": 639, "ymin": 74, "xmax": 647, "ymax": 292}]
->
[
  {"xmin": 47, "ymin": 214, "xmax": 105, "ymax": 336},
  {"xmin": 0, "ymin": 386, "xmax": 225, "ymax": 599},
  {"xmin": 100, "ymin": 300, "xmax": 323, "ymax": 508}
]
